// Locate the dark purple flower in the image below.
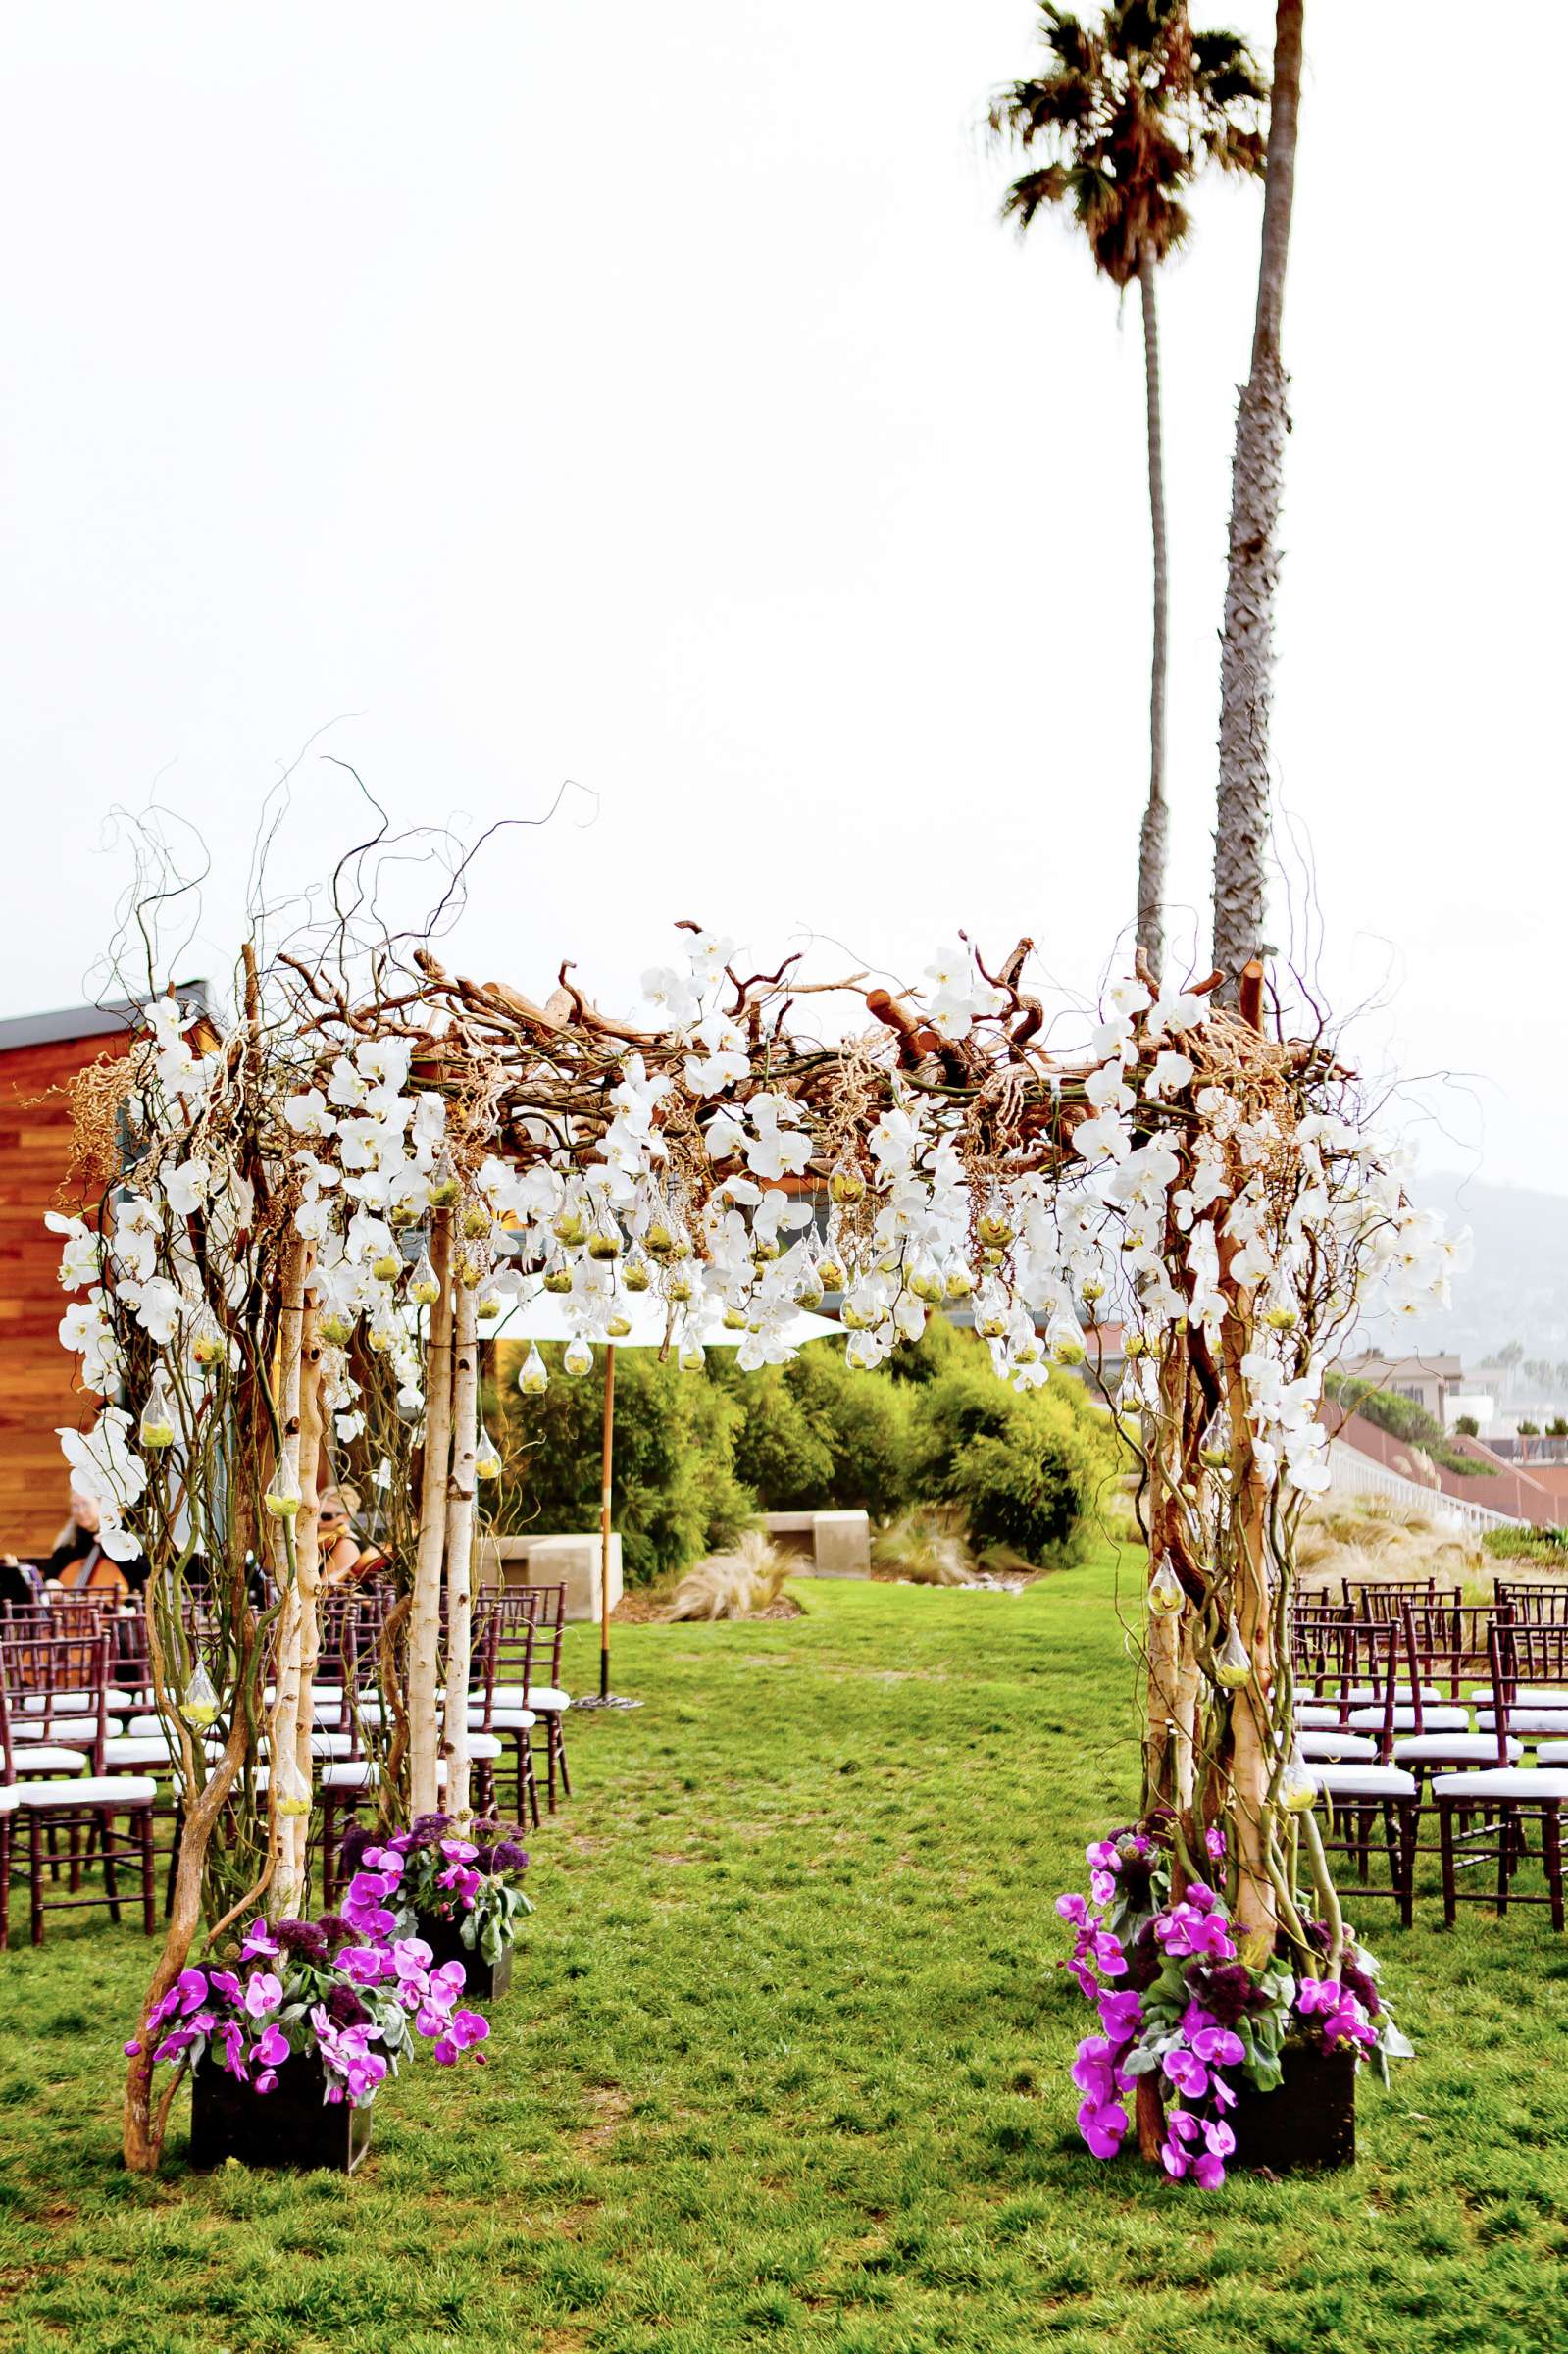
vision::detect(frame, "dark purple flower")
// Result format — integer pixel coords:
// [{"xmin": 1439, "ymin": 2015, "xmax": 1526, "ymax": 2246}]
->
[
  {"xmin": 337, "ymin": 1823, "xmax": 376, "ymax": 1875},
  {"xmin": 275, "ymin": 1919, "xmax": 330, "ymax": 1965},
  {"xmin": 1341, "ymin": 1961, "xmax": 1382, "ymax": 2018},
  {"xmin": 1187, "ymin": 1961, "xmax": 1267, "ymax": 2029},
  {"xmin": 409, "ymin": 1812, "xmax": 452, "ymax": 1847},
  {"xmin": 314, "ymin": 1914, "xmax": 354, "ymax": 1951},
  {"xmin": 490, "ymin": 1840, "xmax": 529, "ymax": 1874},
  {"xmin": 325, "ymin": 1983, "xmax": 371, "ymax": 2029}
]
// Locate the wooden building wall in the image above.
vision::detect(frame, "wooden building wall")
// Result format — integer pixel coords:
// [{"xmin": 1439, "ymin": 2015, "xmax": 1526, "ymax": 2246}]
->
[{"xmin": 0, "ymin": 1032, "xmax": 124, "ymax": 1552}]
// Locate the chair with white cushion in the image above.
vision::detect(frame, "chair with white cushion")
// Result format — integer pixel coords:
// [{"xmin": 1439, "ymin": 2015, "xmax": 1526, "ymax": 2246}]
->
[
  {"xmin": 472, "ymin": 1597, "xmax": 541, "ymax": 1824},
  {"xmin": 1304, "ymin": 1615, "xmax": 1419, "ymax": 1925},
  {"xmin": 512, "ymin": 1584, "xmax": 573, "ymax": 1812},
  {"xmin": 1432, "ymin": 1621, "xmax": 1568, "ymax": 1930},
  {"xmin": 0, "ymin": 1630, "xmax": 156, "ymax": 1946}
]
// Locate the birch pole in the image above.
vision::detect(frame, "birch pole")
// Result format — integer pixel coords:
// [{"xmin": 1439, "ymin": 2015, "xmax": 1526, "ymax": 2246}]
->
[
  {"xmin": 1142, "ymin": 1340, "xmax": 1185, "ymax": 1814},
  {"xmin": 440, "ymin": 1281, "xmax": 479, "ymax": 1823},
  {"xmin": 268, "ymin": 1238, "xmax": 310, "ymax": 1915},
  {"xmin": 409, "ymin": 1210, "xmax": 454, "ymax": 1820},
  {"xmin": 284, "ymin": 1296, "xmax": 325, "ymax": 1905}
]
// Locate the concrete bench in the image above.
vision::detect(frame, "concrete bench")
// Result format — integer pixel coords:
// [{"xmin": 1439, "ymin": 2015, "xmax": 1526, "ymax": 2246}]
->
[
  {"xmin": 478, "ymin": 1532, "xmax": 623, "ymax": 1623},
  {"xmin": 761, "ymin": 1509, "xmax": 870, "ymax": 1578}
]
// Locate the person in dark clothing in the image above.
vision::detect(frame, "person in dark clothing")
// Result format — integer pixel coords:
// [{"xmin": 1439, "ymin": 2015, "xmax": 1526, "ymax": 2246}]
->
[{"xmin": 0, "ymin": 1553, "xmax": 40, "ymax": 1609}]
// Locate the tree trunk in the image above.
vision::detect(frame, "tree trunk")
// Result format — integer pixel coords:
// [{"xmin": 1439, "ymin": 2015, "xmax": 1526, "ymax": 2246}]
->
[
  {"xmin": 1137, "ymin": 246, "xmax": 1169, "ymax": 987},
  {"xmin": 440, "ymin": 1284, "xmax": 479, "ymax": 1824},
  {"xmin": 1212, "ymin": 0, "xmax": 1304, "ymax": 992},
  {"xmin": 409, "ymin": 1211, "xmax": 454, "ymax": 1819}
]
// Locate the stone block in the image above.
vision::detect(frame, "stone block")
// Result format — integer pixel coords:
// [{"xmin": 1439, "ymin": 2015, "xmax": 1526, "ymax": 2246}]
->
[{"xmin": 477, "ymin": 1531, "xmax": 623, "ymax": 1622}]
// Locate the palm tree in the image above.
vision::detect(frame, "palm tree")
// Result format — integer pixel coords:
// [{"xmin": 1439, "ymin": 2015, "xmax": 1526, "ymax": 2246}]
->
[
  {"xmin": 1211, "ymin": 0, "xmax": 1303, "ymax": 993},
  {"xmin": 992, "ymin": 3, "xmax": 1265, "ymax": 984}
]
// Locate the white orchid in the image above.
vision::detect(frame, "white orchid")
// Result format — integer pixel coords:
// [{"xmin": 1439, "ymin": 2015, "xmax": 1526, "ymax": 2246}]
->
[
  {"xmin": 46, "ymin": 1212, "xmax": 102, "ymax": 1290},
  {"xmin": 683, "ymin": 1013, "xmax": 748, "ymax": 1097},
  {"xmin": 162, "ymin": 1157, "xmax": 213, "ymax": 1217},
  {"xmin": 687, "ymin": 930, "xmax": 734, "ymax": 985},
  {"xmin": 283, "ymin": 1089, "xmax": 335, "ymax": 1139},
  {"xmin": 742, "ymin": 1100, "xmax": 812, "ymax": 1183},
  {"xmin": 1144, "ymin": 1050, "xmax": 1194, "ymax": 1102},
  {"xmin": 641, "ymin": 965, "xmax": 700, "ymax": 1027}
]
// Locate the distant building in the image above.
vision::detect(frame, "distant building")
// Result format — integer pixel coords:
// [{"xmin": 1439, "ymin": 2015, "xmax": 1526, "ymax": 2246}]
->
[
  {"xmin": 0, "ymin": 989, "xmax": 210, "ymax": 1552},
  {"xmin": 1342, "ymin": 1351, "xmax": 1464, "ymax": 1428}
]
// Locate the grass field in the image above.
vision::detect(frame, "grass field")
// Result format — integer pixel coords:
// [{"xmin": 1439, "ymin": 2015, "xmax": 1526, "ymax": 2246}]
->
[{"xmin": 4, "ymin": 1544, "xmax": 1568, "ymax": 2353}]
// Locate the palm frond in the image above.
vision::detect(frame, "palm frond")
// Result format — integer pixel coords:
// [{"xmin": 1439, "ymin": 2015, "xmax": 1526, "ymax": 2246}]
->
[{"xmin": 999, "ymin": 164, "xmax": 1075, "ymax": 232}]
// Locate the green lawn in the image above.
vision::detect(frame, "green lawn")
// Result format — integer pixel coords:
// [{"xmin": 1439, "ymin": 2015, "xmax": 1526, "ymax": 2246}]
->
[{"xmin": 3, "ymin": 1547, "xmax": 1568, "ymax": 2353}]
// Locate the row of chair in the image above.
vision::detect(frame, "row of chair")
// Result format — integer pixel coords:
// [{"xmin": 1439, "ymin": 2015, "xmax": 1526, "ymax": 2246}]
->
[
  {"xmin": 0, "ymin": 1583, "xmax": 574, "ymax": 1945},
  {"xmin": 1292, "ymin": 1592, "xmax": 1568, "ymax": 1929}
]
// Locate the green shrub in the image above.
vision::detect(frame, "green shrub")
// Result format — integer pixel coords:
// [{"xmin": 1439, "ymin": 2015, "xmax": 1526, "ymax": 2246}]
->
[
  {"xmin": 713, "ymin": 1342, "xmax": 916, "ymax": 1521},
  {"xmin": 488, "ymin": 1314, "xmax": 1113, "ymax": 1582},
  {"xmin": 1482, "ymin": 1523, "xmax": 1568, "ymax": 1564},
  {"xmin": 909, "ymin": 1358, "xmax": 1119, "ymax": 1566},
  {"xmin": 489, "ymin": 1343, "xmax": 753, "ymax": 1585}
]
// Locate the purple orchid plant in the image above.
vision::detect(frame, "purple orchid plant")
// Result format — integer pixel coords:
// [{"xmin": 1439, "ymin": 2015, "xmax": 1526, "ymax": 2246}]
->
[
  {"xmin": 339, "ymin": 1812, "xmax": 533, "ymax": 1970},
  {"xmin": 1058, "ymin": 1820, "xmax": 1411, "ymax": 2188},
  {"xmin": 125, "ymin": 1819, "xmax": 525, "ymax": 2112}
]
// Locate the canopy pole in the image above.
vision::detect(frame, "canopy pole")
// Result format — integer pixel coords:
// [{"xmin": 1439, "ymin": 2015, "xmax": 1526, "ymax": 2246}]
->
[{"xmin": 599, "ymin": 1344, "xmax": 615, "ymax": 1702}]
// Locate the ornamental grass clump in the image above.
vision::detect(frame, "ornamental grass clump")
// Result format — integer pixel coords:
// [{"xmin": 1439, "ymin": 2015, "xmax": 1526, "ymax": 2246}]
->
[{"xmin": 661, "ymin": 1529, "xmax": 794, "ymax": 1621}]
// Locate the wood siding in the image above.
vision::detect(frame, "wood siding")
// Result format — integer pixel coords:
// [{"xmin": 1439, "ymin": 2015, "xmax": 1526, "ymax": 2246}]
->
[{"xmin": 0, "ymin": 1034, "xmax": 125, "ymax": 1551}]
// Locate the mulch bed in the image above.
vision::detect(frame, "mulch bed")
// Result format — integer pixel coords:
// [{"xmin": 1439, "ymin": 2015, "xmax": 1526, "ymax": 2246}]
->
[{"xmin": 612, "ymin": 1591, "xmax": 805, "ymax": 1624}]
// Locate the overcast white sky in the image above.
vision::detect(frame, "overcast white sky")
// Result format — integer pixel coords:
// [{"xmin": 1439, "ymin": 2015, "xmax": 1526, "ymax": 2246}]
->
[{"xmin": 1, "ymin": 3, "xmax": 1560, "ymax": 1188}]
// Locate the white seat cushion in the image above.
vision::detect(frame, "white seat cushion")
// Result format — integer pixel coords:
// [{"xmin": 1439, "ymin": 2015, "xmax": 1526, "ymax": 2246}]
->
[
  {"xmin": 0, "ymin": 1744, "xmax": 87, "ymax": 1773},
  {"xmin": 524, "ymin": 1686, "xmax": 570, "ymax": 1712},
  {"xmin": 0, "ymin": 1786, "xmax": 21, "ymax": 1814},
  {"xmin": 19, "ymin": 1691, "xmax": 108, "ymax": 1715},
  {"xmin": 466, "ymin": 1732, "xmax": 503, "ymax": 1761},
  {"xmin": 319, "ymin": 1760, "xmax": 379, "ymax": 1790},
  {"xmin": 1294, "ymin": 1704, "xmax": 1349, "ymax": 1728},
  {"xmin": 127, "ymin": 1714, "xmax": 166, "ymax": 1737},
  {"xmin": 101, "ymin": 1736, "xmax": 175, "ymax": 1769},
  {"xmin": 210, "ymin": 1730, "xmax": 353, "ymax": 1762},
  {"xmin": 1296, "ymin": 1731, "xmax": 1378, "ymax": 1763},
  {"xmin": 1394, "ymin": 1734, "xmax": 1522, "ymax": 1766},
  {"xmin": 1432, "ymin": 1767, "xmax": 1568, "ymax": 1801},
  {"xmin": 14, "ymin": 1774, "xmax": 158, "ymax": 1808},
  {"xmin": 1348, "ymin": 1706, "xmax": 1470, "ymax": 1734},
  {"xmin": 9, "ymin": 1716, "xmax": 104, "ymax": 1743},
  {"xmin": 468, "ymin": 1706, "xmax": 537, "ymax": 1731},
  {"xmin": 1476, "ymin": 1710, "xmax": 1568, "ymax": 1736},
  {"xmin": 1346, "ymin": 1684, "xmax": 1442, "ymax": 1706},
  {"xmin": 1314, "ymin": 1764, "xmax": 1418, "ymax": 1798},
  {"xmin": 1470, "ymin": 1687, "xmax": 1567, "ymax": 1707}
]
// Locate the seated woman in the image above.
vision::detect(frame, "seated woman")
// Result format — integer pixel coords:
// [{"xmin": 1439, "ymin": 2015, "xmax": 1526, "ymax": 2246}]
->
[
  {"xmin": 42, "ymin": 1490, "xmax": 146, "ymax": 1598},
  {"xmin": 318, "ymin": 1484, "xmax": 390, "ymax": 1589}
]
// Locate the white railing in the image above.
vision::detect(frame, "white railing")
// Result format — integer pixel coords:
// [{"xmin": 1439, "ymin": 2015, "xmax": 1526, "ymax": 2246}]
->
[{"xmin": 1326, "ymin": 1438, "xmax": 1524, "ymax": 1534}]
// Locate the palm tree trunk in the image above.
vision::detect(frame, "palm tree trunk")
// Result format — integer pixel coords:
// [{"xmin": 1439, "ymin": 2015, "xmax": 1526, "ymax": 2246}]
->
[
  {"xmin": 1137, "ymin": 245, "xmax": 1169, "ymax": 986},
  {"xmin": 1212, "ymin": 0, "xmax": 1304, "ymax": 992}
]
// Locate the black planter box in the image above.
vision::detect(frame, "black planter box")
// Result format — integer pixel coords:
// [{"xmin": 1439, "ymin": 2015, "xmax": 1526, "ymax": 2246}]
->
[
  {"xmin": 415, "ymin": 1907, "xmax": 513, "ymax": 2002},
  {"xmin": 1226, "ymin": 2041, "xmax": 1357, "ymax": 2174},
  {"xmin": 189, "ymin": 2050, "xmax": 371, "ymax": 2175}
]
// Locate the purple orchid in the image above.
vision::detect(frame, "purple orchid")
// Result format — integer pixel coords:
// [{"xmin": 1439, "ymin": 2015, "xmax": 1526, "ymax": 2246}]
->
[
  {"xmin": 433, "ymin": 2008, "xmax": 490, "ymax": 2066},
  {"xmin": 1077, "ymin": 2095, "xmax": 1128, "ymax": 2159},
  {"xmin": 243, "ymin": 1971, "xmax": 283, "ymax": 2019}
]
